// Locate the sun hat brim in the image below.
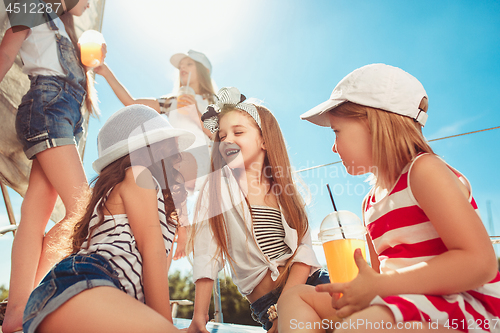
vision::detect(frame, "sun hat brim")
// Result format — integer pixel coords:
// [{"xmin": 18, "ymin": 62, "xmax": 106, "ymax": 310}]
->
[
  {"xmin": 170, "ymin": 50, "xmax": 212, "ymax": 74},
  {"xmin": 300, "ymin": 98, "xmax": 346, "ymax": 127},
  {"xmin": 92, "ymin": 127, "xmax": 196, "ymax": 174},
  {"xmin": 170, "ymin": 53, "xmax": 189, "ymax": 70}
]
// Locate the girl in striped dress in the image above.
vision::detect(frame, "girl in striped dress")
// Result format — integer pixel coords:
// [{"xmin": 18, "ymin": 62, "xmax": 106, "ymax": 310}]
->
[
  {"xmin": 22, "ymin": 105, "xmax": 195, "ymax": 333},
  {"xmin": 278, "ymin": 64, "xmax": 500, "ymax": 332}
]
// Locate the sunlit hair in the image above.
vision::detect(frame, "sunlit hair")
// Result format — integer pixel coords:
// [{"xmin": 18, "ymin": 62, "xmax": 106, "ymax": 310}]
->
[
  {"xmin": 60, "ymin": 13, "xmax": 99, "ymax": 116},
  {"xmin": 191, "ymin": 104, "xmax": 309, "ymax": 290},
  {"xmin": 194, "ymin": 61, "xmax": 215, "ymax": 104},
  {"xmin": 331, "ymin": 99, "xmax": 434, "ymax": 189},
  {"xmin": 68, "ymin": 139, "xmax": 186, "ymax": 254}
]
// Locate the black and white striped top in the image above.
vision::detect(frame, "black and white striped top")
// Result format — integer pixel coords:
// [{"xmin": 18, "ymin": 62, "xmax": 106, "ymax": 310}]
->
[
  {"xmin": 251, "ymin": 205, "xmax": 291, "ymax": 260},
  {"xmin": 78, "ymin": 179, "xmax": 176, "ymax": 303}
]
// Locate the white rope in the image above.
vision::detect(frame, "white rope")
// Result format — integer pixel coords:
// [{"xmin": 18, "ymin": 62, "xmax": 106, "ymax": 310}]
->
[{"xmin": 294, "ymin": 125, "xmax": 500, "ymax": 174}]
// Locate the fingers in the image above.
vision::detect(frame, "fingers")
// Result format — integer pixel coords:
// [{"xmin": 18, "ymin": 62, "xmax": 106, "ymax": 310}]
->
[
  {"xmin": 315, "ymin": 283, "xmax": 344, "ymax": 294},
  {"xmin": 354, "ymin": 248, "xmax": 368, "ymax": 271},
  {"xmin": 101, "ymin": 43, "xmax": 107, "ymax": 62},
  {"xmin": 182, "ymin": 94, "xmax": 196, "ymax": 104},
  {"xmin": 173, "ymin": 250, "xmax": 186, "ymax": 260},
  {"xmin": 267, "ymin": 320, "xmax": 278, "ymax": 333},
  {"xmin": 177, "ymin": 96, "xmax": 195, "ymax": 106},
  {"xmin": 336, "ymin": 304, "xmax": 358, "ymax": 319}
]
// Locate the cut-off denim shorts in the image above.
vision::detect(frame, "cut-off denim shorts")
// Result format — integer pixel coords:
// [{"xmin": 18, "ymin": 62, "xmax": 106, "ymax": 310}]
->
[
  {"xmin": 23, "ymin": 253, "xmax": 121, "ymax": 333},
  {"xmin": 16, "ymin": 75, "xmax": 85, "ymax": 160},
  {"xmin": 250, "ymin": 268, "xmax": 330, "ymax": 330}
]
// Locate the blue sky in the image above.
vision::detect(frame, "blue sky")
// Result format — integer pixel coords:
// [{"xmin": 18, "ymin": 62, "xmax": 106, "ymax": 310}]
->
[{"xmin": 1, "ymin": 0, "xmax": 500, "ymax": 287}]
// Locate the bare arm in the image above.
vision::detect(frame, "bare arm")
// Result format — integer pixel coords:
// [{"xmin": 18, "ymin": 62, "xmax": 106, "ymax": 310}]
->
[
  {"xmin": 94, "ymin": 63, "xmax": 161, "ymax": 112},
  {"xmin": 366, "ymin": 233, "xmax": 380, "ymax": 273},
  {"xmin": 0, "ymin": 27, "xmax": 29, "ymax": 83},
  {"xmin": 121, "ymin": 167, "xmax": 172, "ymax": 321},
  {"xmin": 187, "ymin": 278, "xmax": 213, "ymax": 333},
  {"xmin": 280, "ymin": 262, "xmax": 310, "ymax": 294},
  {"xmin": 375, "ymin": 154, "xmax": 497, "ymax": 295}
]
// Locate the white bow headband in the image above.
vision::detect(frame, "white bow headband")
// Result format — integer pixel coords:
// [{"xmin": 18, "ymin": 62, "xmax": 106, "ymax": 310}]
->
[{"xmin": 201, "ymin": 87, "xmax": 261, "ymax": 134}]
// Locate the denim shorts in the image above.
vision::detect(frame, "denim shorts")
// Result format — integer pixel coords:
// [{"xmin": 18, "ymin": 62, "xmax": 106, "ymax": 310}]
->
[
  {"xmin": 23, "ymin": 253, "xmax": 121, "ymax": 333},
  {"xmin": 16, "ymin": 75, "xmax": 85, "ymax": 160},
  {"xmin": 250, "ymin": 268, "xmax": 330, "ymax": 330}
]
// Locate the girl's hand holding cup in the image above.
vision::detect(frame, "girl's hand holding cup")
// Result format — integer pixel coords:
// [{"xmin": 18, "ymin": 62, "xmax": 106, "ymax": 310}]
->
[
  {"xmin": 177, "ymin": 86, "xmax": 196, "ymax": 114},
  {"xmin": 316, "ymin": 248, "xmax": 379, "ymax": 318}
]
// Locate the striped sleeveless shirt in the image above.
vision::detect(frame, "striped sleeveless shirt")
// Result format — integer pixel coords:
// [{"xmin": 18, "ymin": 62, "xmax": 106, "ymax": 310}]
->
[
  {"xmin": 78, "ymin": 178, "xmax": 176, "ymax": 303},
  {"xmin": 250, "ymin": 205, "xmax": 292, "ymax": 260},
  {"xmin": 365, "ymin": 154, "xmax": 500, "ymax": 332}
]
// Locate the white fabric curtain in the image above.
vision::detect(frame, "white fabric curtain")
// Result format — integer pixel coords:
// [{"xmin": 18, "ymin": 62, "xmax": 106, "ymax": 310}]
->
[{"xmin": 0, "ymin": 0, "xmax": 106, "ymax": 223}]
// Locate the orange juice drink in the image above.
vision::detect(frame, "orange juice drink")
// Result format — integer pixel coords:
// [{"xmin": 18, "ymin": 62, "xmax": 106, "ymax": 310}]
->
[
  {"xmin": 78, "ymin": 30, "xmax": 105, "ymax": 68},
  {"xmin": 80, "ymin": 42, "xmax": 102, "ymax": 68},
  {"xmin": 177, "ymin": 86, "xmax": 195, "ymax": 113},
  {"xmin": 318, "ymin": 211, "xmax": 367, "ymax": 283},
  {"xmin": 323, "ymin": 238, "xmax": 366, "ymax": 283}
]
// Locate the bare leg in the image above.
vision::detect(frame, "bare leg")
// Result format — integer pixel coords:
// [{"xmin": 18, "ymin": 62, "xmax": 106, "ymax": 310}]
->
[
  {"xmin": 278, "ymin": 286, "xmax": 460, "ymax": 333},
  {"xmin": 336, "ymin": 305, "xmax": 460, "ymax": 332},
  {"xmin": 278, "ymin": 285, "xmax": 340, "ymax": 333},
  {"xmin": 37, "ymin": 286, "xmax": 180, "ymax": 333},
  {"xmin": 2, "ymin": 159, "xmax": 58, "ymax": 333},
  {"xmin": 33, "ymin": 145, "xmax": 87, "ymax": 282},
  {"xmin": 3, "ymin": 145, "xmax": 87, "ymax": 333}
]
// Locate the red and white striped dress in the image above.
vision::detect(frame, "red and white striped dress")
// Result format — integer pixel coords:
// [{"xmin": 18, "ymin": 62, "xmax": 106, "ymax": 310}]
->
[{"xmin": 365, "ymin": 154, "xmax": 500, "ymax": 332}]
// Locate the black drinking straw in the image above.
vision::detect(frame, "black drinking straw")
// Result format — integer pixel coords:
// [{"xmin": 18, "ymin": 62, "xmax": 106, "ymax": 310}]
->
[{"xmin": 326, "ymin": 184, "xmax": 345, "ymax": 239}]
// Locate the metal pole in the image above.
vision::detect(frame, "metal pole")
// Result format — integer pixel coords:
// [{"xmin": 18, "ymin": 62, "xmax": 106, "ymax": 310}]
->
[
  {"xmin": 1, "ymin": 182, "xmax": 17, "ymax": 236},
  {"xmin": 213, "ymin": 277, "xmax": 223, "ymax": 323}
]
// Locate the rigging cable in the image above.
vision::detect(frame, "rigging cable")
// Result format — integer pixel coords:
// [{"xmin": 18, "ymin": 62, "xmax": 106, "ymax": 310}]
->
[{"xmin": 294, "ymin": 125, "xmax": 500, "ymax": 174}]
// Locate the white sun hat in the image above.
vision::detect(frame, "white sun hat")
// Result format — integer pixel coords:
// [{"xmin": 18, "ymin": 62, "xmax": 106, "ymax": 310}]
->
[
  {"xmin": 170, "ymin": 49, "xmax": 212, "ymax": 74},
  {"xmin": 93, "ymin": 105, "xmax": 196, "ymax": 173},
  {"xmin": 301, "ymin": 63, "xmax": 428, "ymax": 127}
]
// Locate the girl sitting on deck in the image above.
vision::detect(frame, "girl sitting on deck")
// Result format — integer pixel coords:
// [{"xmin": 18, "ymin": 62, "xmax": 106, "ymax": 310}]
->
[
  {"xmin": 22, "ymin": 105, "xmax": 195, "ymax": 333},
  {"xmin": 188, "ymin": 87, "xmax": 329, "ymax": 333},
  {"xmin": 278, "ymin": 63, "xmax": 500, "ymax": 332}
]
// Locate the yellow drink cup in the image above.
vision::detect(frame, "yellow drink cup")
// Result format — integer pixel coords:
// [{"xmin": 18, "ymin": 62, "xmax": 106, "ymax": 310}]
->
[
  {"xmin": 176, "ymin": 86, "xmax": 195, "ymax": 114},
  {"xmin": 78, "ymin": 30, "xmax": 105, "ymax": 68},
  {"xmin": 319, "ymin": 211, "xmax": 367, "ymax": 283},
  {"xmin": 80, "ymin": 42, "xmax": 102, "ymax": 67}
]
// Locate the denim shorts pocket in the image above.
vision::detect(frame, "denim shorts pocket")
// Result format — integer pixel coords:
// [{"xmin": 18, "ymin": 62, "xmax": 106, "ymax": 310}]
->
[
  {"xmin": 16, "ymin": 98, "xmax": 33, "ymax": 133},
  {"xmin": 23, "ymin": 279, "xmax": 56, "ymax": 323},
  {"xmin": 86, "ymin": 261, "xmax": 120, "ymax": 281},
  {"xmin": 40, "ymin": 84, "xmax": 63, "ymax": 109}
]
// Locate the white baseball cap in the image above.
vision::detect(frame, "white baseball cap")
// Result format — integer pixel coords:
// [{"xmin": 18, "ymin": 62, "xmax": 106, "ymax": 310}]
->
[
  {"xmin": 170, "ymin": 49, "xmax": 212, "ymax": 74},
  {"xmin": 93, "ymin": 105, "xmax": 196, "ymax": 173},
  {"xmin": 301, "ymin": 63, "xmax": 428, "ymax": 127}
]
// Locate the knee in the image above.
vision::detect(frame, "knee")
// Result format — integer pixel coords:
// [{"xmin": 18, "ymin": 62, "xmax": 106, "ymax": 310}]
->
[{"xmin": 278, "ymin": 284, "xmax": 316, "ymax": 308}]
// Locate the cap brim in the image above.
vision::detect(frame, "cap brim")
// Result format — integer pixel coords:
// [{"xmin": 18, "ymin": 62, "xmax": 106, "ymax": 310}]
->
[
  {"xmin": 92, "ymin": 128, "xmax": 196, "ymax": 174},
  {"xmin": 170, "ymin": 53, "xmax": 188, "ymax": 69},
  {"xmin": 300, "ymin": 99, "xmax": 346, "ymax": 127}
]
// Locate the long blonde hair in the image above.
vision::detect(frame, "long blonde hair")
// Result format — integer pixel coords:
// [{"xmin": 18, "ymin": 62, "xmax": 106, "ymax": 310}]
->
[
  {"xmin": 194, "ymin": 61, "xmax": 215, "ymax": 104},
  {"xmin": 332, "ymin": 99, "xmax": 434, "ymax": 189},
  {"xmin": 70, "ymin": 140, "xmax": 185, "ymax": 254},
  {"xmin": 60, "ymin": 13, "xmax": 99, "ymax": 116},
  {"xmin": 191, "ymin": 104, "xmax": 309, "ymax": 290}
]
